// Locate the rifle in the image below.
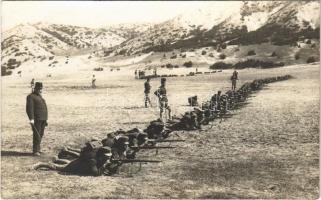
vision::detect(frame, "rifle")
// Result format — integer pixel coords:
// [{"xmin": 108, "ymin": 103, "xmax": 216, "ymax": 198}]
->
[
  {"xmin": 111, "ymin": 159, "xmax": 161, "ymax": 163},
  {"xmin": 147, "ymin": 139, "xmax": 185, "ymax": 143},
  {"xmin": 130, "ymin": 146, "xmax": 175, "ymax": 150}
]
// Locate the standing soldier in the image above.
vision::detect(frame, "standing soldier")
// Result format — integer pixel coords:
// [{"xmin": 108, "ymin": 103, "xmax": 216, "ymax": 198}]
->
[
  {"xmin": 30, "ymin": 78, "xmax": 35, "ymax": 93},
  {"xmin": 154, "ymin": 78, "xmax": 171, "ymax": 121},
  {"xmin": 153, "ymin": 68, "xmax": 157, "ymax": 76},
  {"xmin": 144, "ymin": 78, "xmax": 152, "ymax": 108},
  {"xmin": 26, "ymin": 82, "xmax": 48, "ymax": 156},
  {"xmin": 92, "ymin": 75, "xmax": 96, "ymax": 88},
  {"xmin": 135, "ymin": 70, "xmax": 137, "ymax": 79},
  {"xmin": 231, "ymin": 70, "xmax": 238, "ymax": 91}
]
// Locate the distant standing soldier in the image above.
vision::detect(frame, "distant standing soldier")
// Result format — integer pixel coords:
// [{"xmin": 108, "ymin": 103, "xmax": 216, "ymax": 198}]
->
[
  {"xmin": 92, "ymin": 75, "xmax": 96, "ymax": 88},
  {"xmin": 135, "ymin": 70, "xmax": 137, "ymax": 79},
  {"xmin": 153, "ymin": 68, "xmax": 157, "ymax": 76},
  {"xmin": 154, "ymin": 78, "xmax": 171, "ymax": 121},
  {"xmin": 26, "ymin": 82, "xmax": 48, "ymax": 156},
  {"xmin": 30, "ymin": 78, "xmax": 35, "ymax": 92},
  {"xmin": 231, "ymin": 70, "xmax": 238, "ymax": 91},
  {"xmin": 144, "ymin": 78, "xmax": 152, "ymax": 108}
]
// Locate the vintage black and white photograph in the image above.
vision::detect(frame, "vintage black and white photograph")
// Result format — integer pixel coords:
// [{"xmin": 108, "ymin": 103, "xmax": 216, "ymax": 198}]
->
[{"xmin": 1, "ymin": 1, "xmax": 320, "ymax": 199}]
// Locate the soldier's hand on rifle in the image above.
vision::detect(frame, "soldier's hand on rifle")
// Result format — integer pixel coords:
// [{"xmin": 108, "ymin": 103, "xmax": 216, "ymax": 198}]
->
[{"xmin": 30, "ymin": 119, "xmax": 34, "ymax": 125}]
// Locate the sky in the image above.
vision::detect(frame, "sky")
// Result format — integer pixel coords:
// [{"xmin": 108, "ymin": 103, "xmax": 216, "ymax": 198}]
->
[{"xmin": 2, "ymin": 1, "xmax": 240, "ymax": 31}]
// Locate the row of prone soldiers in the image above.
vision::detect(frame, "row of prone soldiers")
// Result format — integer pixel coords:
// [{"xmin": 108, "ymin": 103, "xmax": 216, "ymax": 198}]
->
[{"xmin": 34, "ymin": 74, "xmax": 292, "ymax": 176}]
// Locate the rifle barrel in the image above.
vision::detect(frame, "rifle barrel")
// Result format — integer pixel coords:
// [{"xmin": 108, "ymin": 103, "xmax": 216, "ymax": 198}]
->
[
  {"xmin": 131, "ymin": 146, "xmax": 176, "ymax": 149},
  {"xmin": 112, "ymin": 159, "xmax": 161, "ymax": 163}
]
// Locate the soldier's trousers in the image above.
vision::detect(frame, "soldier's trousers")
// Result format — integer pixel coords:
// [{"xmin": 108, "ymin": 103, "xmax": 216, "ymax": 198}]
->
[{"xmin": 32, "ymin": 120, "xmax": 46, "ymax": 153}]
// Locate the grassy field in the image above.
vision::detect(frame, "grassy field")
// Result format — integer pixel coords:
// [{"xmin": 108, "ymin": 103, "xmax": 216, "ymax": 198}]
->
[{"xmin": 1, "ymin": 62, "xmax": 319, "ymax": 199}]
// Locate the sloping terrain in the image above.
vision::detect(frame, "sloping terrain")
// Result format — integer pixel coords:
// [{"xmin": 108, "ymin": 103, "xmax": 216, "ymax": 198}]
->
[
  {"xmin": 109, "ymin": 1, "xmax": 320, "ymax": 56},
  {"xmin": 1, "ymin": 63, "xmax": 319, "ymax": 198},
  {"xmin": 1, "ymin": 23, "xmax": 126, "ymax": 73}
]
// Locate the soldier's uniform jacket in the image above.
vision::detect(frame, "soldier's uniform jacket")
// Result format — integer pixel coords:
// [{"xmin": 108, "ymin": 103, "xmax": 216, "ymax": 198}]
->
[
  {"xmin": 26, "ymin": 93, "xmax": 48, "ymax": 121},
  {"xmin": 155, "ymin": 86, "xmax": 168, "ymax": 102},
  {"xmin": 62, "ymin": 146, "xmax": 106, "ymax": 176},
  {"xmin": 144, "ymin": 81, "xmax": 151, "ymax": 93}
]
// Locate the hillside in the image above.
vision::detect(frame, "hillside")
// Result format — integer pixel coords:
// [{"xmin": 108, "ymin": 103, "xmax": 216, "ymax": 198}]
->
[
  {"xmin": 1, "ymin": 23, "xmax": 126, "ymax": 75},
  {"xmin": 108, "ymin": 1, "xmax": 320, "ymax": 56}
]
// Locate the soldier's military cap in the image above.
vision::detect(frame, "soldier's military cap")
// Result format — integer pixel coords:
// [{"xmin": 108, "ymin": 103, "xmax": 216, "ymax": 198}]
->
[
  {"xmin": 117, "ymin": 136, "xmax": 129, "ymax": 144},
  {"xmin": 34, "ymin": 82, "xmax": 43, "ymax": 89},
  {"xmin": 106, "ymin": 132, "xmax": 115, "ymax": 138},
  {"xmin": 86, "ymin": 140, "xmax": 103, "ymax": 150},
  {"xmin": 100, "ymin": 146, "xmax": 112, "ymax": 157}
]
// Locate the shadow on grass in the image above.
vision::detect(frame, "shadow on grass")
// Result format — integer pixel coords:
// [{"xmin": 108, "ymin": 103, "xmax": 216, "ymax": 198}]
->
[{"xmin": 1, "ymin": 150, "xmax": 34, "ymax": 157}]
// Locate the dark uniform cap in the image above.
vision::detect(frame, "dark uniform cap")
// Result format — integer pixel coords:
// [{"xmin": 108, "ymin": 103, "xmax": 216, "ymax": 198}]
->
[
  {"xmin": 86, "ymin": 140, "xmax": 103, "ymax": 150},
  {"xmin": 117, "ymin": 136, "xmax": 129, "ymax": 144},
  {"xmin": 35, "ymin": 82, "xmax": 43, "ymax": 89},
  {"xmin": 100, "ymin": 146, "xmax": 112, "ymax": 157},
  {"xmin": 107, "ymin": 132, "xmax": 115, "ymax": 138},
  {"xmin": 161, "ymin": 78, "xmax": 166, "ymax": 83}
]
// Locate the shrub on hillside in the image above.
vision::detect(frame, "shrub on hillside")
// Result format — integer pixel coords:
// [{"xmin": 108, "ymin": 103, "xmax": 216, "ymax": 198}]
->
[
  {"xmin": 306, "ymin": 39, "xmax": 312, "ymax": 44},
  {"xmin": 201, "ymin": 50, "xmax": 207, "ymax": 55},
  {"xmin": 183, "ymin": 61, "xmax": 193, "ymax": 68},
  {"xmin": 94, "ymin": 67, "xmax": 104, "ymax": 71},
  {"xmin": 247, "ymin": 50, "xmax": 256, "ymax": 56},
  {"xmin": 170, "ymin": 54, "xmax": 177, "ymax": 59},
  {"xmin": 311, "ymin": 43, "xmax": 316, "ymax": 48},
  {"xmin": 271, "ymin": 51, "xmax": 277, "ymax": 57},
  {"xmin": 221, "ymin": 43, "xmax": 227, "ymax": 49},
  {"xmin": 181, "ymin": 54, "xmax": 186, "ymax": 58},
  {"xmin": 307, "ymin": 56, "xmax": 316, "ymax": 63},
  {"xmin": 1, "ymin": 67, "xmax": 12, "ymax": 76},
  {"xmin": 219, "ymin": 54, "xmax": 226, "ymax": 60},
  {"xmin": 166, "ymin": 63, "xmax": 174, "ymax": 69},
  {"xmin": 209, "ymin": 62, "xmax": 233, "ymax": 69},
  {"xmin": 233, "ymin": 59, "xmax": 284, "ymax": 69},
  {"xmin": 295, "ymin": 53, "xmax": 300, "ymax": 60},
  {"xmin": 7, "ymin": 58, "xmax": 21, "ymax": 69},
  {"xmin": 208, "ymin": 53, "xmax": 214, "ymax": 57}
]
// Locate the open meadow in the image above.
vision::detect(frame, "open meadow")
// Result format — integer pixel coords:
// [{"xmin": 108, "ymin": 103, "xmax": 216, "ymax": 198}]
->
[{"xmin": 1, "ymin": 62, "xmax": 319, "ymax": 199}]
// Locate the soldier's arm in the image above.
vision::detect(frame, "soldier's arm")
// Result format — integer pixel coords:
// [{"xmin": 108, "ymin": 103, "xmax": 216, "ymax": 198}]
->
[{"xmin": 26, "ymin": 95, "xmax": 34, "ymax": 121}]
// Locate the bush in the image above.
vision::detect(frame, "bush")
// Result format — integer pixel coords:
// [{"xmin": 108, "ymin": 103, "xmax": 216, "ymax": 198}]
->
[
  {"xmin": 7, "ymin": 58, "xmax": 21, "ymax": 69},
  {"xmin": 295, "ymin": 53, "xmax": 300, "ymax": 60},
  {"xmin": 306, "ymin": 39, "xmax": 311, "ymax": 44},
  {"xmin": 183, "ymin": 61, "xmax": 193, "ymax": 68},
  {"xmin": 271, "ymin": 51, "xmax": 277, "ymax": 57},
  {"xmin": 201, "ymin": 50, "xmax": 207, "ymax": 55},
  {"xmin": 181, "ymin": 54, "xmax": 186, "ymax": 58},
  {"xmin": 166, "ymin": 63, "xmax": 174, "ymax": 69},
  {"xmin": 247, "ymin": 50, "xmax": 256, "ymax": 56},
  {"xmin": 311, "ymin": 43, "xmax": 316, "ymax": 48},
  {"xmin": 174, "ymin": 65, "xmax": 179, "ymax": 68},
  {"xmin": 94, "ymin": 67, "xmax": 103, "ymax": 71},
  {"xmin": 1, "ymin": 67, "xmax": 12, "ymax": 76},
  {"xmin": 208, "ymin": 53, "xmax": 214, "ymax": 57},
  {"xmin": 49, "ymin": 56, "xmax": 55, "ymax": 60},
  {"xmin": 307, "ymin": 56, "xmax": 316, "ymax": 63},
  {"xmin": 170, "ymin": 55, "xmax": 177, "ymax": 59},
  {"xmin": 219, "ymin": 54, "xmax": 226, "ymax": 60},
  {"xmin": 209, "ymin": 62, "xmax": 233, "ymax": 69},
  {"xmin": 233, "ymin": 59, "xmax": 284, "ymax": 69},
  {"xmin": 221, "ymin": 43, "xmax": 227, "ymax": 49}
]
